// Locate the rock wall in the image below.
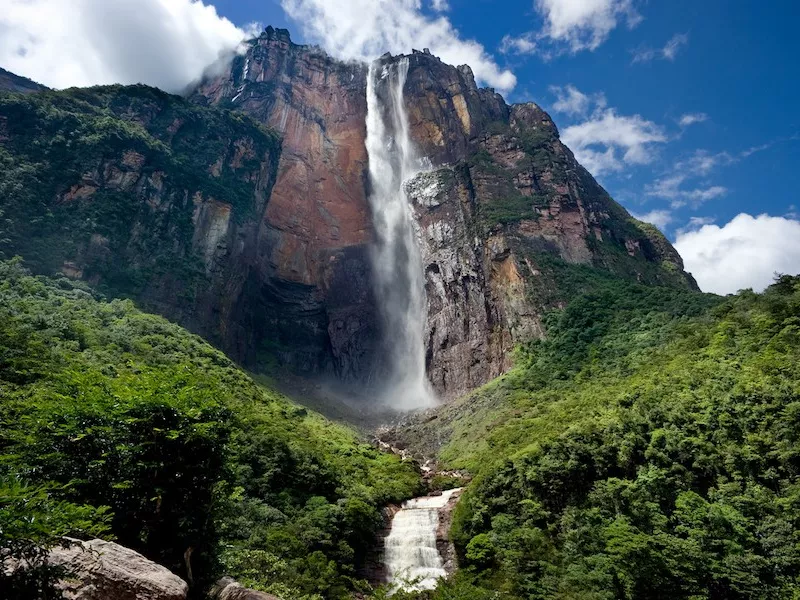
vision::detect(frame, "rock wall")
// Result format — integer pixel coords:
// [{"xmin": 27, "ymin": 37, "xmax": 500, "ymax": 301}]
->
[
  {"xmin": 193, "ymin": 27, "xmax": 381, "ymax": 382},
  {"xmin": 192, "ymin": 32, "xmax": 696, "ymax": 401},
  {"xmin": 1, "ymin": 30, "xmax": 697, "ymax": 404}
]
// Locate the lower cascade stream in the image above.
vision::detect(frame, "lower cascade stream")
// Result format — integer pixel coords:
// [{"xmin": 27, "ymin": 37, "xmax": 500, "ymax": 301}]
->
[{"xmin": 383, "ymin": 488, "xmax": 463, "ymax": 592}]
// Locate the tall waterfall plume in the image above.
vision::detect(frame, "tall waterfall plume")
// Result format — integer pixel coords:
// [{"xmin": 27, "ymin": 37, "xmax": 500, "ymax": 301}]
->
[{"xmin": 365, "ymin": 58, "xmax": 436, "ymax": 410}]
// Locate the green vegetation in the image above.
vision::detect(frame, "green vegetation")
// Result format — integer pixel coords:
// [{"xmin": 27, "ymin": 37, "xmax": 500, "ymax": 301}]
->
[
  {"xmin": 398, "ymin": 274, "xmax": 800, "ymax": 599},
  {"xmin": 0, "ymin": 260, "xmax": 421, "ymax": 599},
  {"xmin": 480, "ymin": 192, "xmax": 543, "ymax": 227},
  {"xmin": 0, "ymin": 85, "xmax": 280, "ymax": 296}
]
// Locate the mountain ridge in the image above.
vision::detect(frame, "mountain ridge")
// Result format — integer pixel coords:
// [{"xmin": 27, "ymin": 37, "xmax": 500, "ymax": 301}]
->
[{"xmin": 1, "ymin": 28, "xmax": 696, "ymax": 404}]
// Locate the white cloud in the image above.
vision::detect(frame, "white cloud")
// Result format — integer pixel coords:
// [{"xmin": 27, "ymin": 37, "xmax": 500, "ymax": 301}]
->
[
  {"xmin": 676, "ymin": 216, "xmax": 715, "ymax": 236},
  {"xmin": 534, "ymin": 0, "xmax": 641, "ymax": 52},
  {"xmin": 632, "ymin": 32, "xmax": 689, "ymax": 63},
  {"xmin": 280, "ymin": 0, "xmax": 517, "ymax": 92},
  {"xmin": 0, "ymin": 0, "xmax": 254, "ymax": 92},
  {"xmin": 550, "ymin": 84, "xmax": 606, "ymax": 116},
  {"xmin": 678, "ymin": 112, "xmax": 708, "ymax": 127},
  {"xmin": 430, "ymin": 0, "xmax": 449, "ymax": 11},
  {"xmin": 675, "ymin": 213, "xmax": 800, "ymax": 294},
  {"xmin": 561, "ymin": 107, "xmax": 666, "ymax": 175},
  {"xmin": 662, "ymin": 33, "xmax": 689, "ymax": 59},
  {"xmin": 631, "ymin": 209, "xmax": 673, "ymax": 230},
  {"xmin": 646, "ymin": 173, "xmax": 727, "ymax": 207},
  {"xmin": 500, "ymin": 33, "xmax": 538, "ymax": 56}
]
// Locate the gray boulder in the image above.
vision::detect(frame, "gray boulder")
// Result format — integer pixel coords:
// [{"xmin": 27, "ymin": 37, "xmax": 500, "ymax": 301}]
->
[
  {"xmin": 48, "ymin": 538, "xmax": 188, "ymax": 600},
  {"xmin": 210, "ymin": 577, "xmax": 281, "ymax": 600}
]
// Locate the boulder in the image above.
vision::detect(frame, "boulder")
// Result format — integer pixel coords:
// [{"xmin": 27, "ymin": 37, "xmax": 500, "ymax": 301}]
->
[
  {"xmin": 210, "ymin": 577, "xmax": 281, "ymax": 600},
  {"xmin": 47, "ymin": 538, "xmax": 188, "ymax": 600}
]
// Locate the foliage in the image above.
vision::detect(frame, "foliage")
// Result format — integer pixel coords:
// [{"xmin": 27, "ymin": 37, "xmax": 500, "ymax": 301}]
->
[
  {"xmin": 0, "ymin": 260, "xmax": 421, "ymax": 598},
  {"xmin": 480, "ymin": 193, "xmax": 544, "ymax": 227},
  {"xmin": 421, "ymin": 275, "xmax": 800, "ymax": 599},
  {"xmin": 0, "ymin": 85, "xmax": 280, "ymax": 297},
  {"xmin": 0, "ymin": 478, "xmax": 111, "ymax": 599}
]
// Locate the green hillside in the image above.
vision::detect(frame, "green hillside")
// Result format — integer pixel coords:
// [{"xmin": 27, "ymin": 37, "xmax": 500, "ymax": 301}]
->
[
  {"xmin": 389, "ymin": 274, "xmax": 800, "ymax": 599},
  {"xmin": 0, "ymin": 260, "xmax": 421, "ymax": 600}
]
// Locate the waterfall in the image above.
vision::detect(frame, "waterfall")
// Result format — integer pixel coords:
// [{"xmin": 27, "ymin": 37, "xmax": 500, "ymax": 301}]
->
[
  {"xmin": 365, "ymin": 58, "xmax": 436, "ymax": 410},
  {"xmin": 383, "ymin": 488, "xmax": 462, "ymax": 592}
]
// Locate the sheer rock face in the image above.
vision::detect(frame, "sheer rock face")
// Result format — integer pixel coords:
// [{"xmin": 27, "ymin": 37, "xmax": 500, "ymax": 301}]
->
[
  {"xmin": 191, "ymin": 36, "xmax": 695, "ymax": 400},
  {"xmin": 47, "ymin": 539, "xmax": 188, "ymax": 600},
  {"xmin": 394, "ymin": 51, "xmax": 694, "ymax": 398},
  {"xmin": 1, "ymin": 31, "xmax": 695, "ymax": 403},
  {"xmin": 192, "ymin": 27, "xmax": 380, "ymax": 382}
]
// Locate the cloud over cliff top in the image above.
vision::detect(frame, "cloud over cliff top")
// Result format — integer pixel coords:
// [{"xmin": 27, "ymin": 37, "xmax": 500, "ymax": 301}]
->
[
  {"xmin": 280, "ymin": 0, "xmax": 517, "ymax": 92},
  {"xmin": 0, "ymin": 0, "xmax": 254, "ymax": 92}
]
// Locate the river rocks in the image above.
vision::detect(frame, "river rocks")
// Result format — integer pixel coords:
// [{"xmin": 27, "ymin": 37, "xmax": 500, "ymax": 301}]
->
[
  {"xmin": 46, "ymin": 538, "xmax": 188, "ymax": 600},
  {"xmin": 210, "ymin": 577, "xmax": 281, "ymax": 600}
]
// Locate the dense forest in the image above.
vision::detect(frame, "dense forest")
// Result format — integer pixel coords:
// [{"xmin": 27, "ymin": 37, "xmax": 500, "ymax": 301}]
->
[
  {"xmin": 390, "ymin": 271, "xmax": 800, "ymax": 599},
  {"xmin": 0, "ymin": 260, "xmax": 422, "ymax": 599}
]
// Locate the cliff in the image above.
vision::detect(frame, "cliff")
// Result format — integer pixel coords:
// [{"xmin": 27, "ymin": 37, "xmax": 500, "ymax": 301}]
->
[
  {"xmin": 192, "ymin": 32, "xmax": 696, "ymax": 399},
  {"xmin": 0, "ymin": 31, "xmax": 697, "ymax": 403}
]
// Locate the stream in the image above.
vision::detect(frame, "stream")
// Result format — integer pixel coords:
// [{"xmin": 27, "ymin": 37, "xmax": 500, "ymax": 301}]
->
[{"xmin": 383, "ymin": 488, "xmax": 463, "ymax": 592}]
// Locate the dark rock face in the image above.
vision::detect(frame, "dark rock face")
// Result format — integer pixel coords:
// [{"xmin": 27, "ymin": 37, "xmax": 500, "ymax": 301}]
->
[
  {"xmin": 392, "ymin": 50, "xmax": 696, "ymax": 398},
  {"xmin": 0, "ymin": 67, "xmax": 46, "ymax": 94},
  {"xmin": 192, "ymin": 27, "xmax": 382, "ymax": 382}
]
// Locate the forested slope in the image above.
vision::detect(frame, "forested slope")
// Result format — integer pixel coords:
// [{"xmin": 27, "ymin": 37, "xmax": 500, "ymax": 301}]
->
[
  {"xmin": 389, "ymin": 273, "xmax": 800, "ymax": 599},
  {"xmin": 0, "ymin": 260, "xmax": 421, "ymax": 600}
]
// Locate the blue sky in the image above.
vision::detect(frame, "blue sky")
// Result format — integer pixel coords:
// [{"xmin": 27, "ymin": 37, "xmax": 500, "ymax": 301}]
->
[{"xmin": 2, "ymin": 0, "xmax": 799, "ymax": 292}]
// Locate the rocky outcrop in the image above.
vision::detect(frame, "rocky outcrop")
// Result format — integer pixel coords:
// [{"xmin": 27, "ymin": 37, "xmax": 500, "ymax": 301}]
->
[
  {"xmin": 47, "ymin": 538, "xmax": 188, "ymax": 600},
  {"xmin": 210, "ymin": 577, "xmax": 281, "ymax": 600},
  {"xmin": 435, "ymin": 489, "xmax": 463, "ymax": 576},
  {"xmin": 0, "ymin": 67, "xmax": 46, "ymax": 94}
]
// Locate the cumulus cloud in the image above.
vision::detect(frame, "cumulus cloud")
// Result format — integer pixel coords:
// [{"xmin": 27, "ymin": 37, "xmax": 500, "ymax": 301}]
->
[
  {"xmin": 550, "ymin": 84, "xmax": 606, "ymax": 116},
  {"xmin": 675, "ymin": 216, "xmax": 715, "ymax": 236},
  {"xmin": 280, "ymin": 0, "xmax": 516, "ymax": 92},
  {"xmin": 534, "ymin": 0, "xmax": 641, "ymax": 52},
  {"xmin": 678, "ymin": 112, "xmax": 708, "ymax": 127},
  {"xmin": 430, "ymin": 0, "xmax": 449, "ymax": 11},
  {"xmin": 561, "ymin": 106, "xmax": 666, "ymax": 175},
  {"xmin": 675, "ymin": 214, "xmax": 800, "ymax": 295},
  {"xmin": 631, "ymin": 209, "xmax": 673, "ymax": 230},
  {"xmin": 632, "ymin": 32, "xmax": 689, "ymax": 64},
  {"xmin": 0, "ymin": 0, "xmax": 255, "ymax": 92}
]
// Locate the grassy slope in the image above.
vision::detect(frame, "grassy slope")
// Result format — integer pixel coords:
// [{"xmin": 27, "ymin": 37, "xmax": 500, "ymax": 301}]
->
[{"xmin": 0, "ymin": 260, "xmax": 422, "ymax": 600}]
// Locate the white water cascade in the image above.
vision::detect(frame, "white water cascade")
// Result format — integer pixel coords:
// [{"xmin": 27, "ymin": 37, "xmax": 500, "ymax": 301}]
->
[
  {"xmin": 365, "ymin": 57, "xmax": 436, "ymax": 410},
  {"xmin": 384, "ymin": 488, "xmax": 463, "ymax": 592}
]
